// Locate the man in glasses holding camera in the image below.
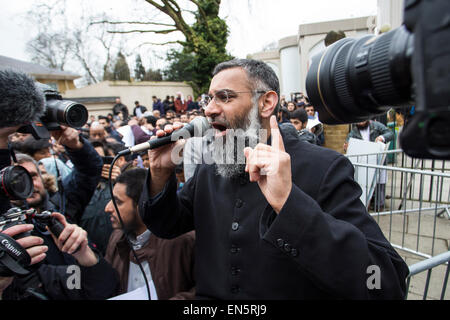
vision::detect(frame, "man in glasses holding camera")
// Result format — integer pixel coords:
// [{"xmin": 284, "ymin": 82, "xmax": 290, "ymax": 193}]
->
[{"xmin": 139, "ymin": 59, "xmax": 409, "ymax": 299}]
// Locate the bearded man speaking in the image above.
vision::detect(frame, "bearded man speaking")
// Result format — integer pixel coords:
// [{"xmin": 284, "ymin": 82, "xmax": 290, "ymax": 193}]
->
[{"xmin": 138, "ymin": 59, "xmax": 409, "ymax": 300}]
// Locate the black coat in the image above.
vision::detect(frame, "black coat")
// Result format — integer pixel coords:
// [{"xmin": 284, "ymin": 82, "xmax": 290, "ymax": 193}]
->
[{"xmin": 140, "ymin": 125, "xmax": 409, "ymax": 299}]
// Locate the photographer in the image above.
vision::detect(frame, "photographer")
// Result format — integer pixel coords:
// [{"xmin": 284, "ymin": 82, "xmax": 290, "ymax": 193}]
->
[
  {"xmin": 2, "ymin": 212, "xmax": 119, "ymax": 300},
  {"xmin": 11, "ymin": 126, "xmax": 103, "ymax": 225}
]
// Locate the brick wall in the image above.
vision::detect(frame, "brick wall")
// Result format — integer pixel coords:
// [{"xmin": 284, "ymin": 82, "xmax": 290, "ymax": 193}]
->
[{"xmin": 323, "ymin": 124, "xmax": 350, "ymax": 154}]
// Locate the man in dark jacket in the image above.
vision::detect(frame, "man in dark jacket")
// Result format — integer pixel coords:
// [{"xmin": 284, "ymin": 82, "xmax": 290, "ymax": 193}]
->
[
  {"xmin": 104, "ymin": 169, "xmax": 195, "ymax": 299},
  {"xmin": 152, "ymin": 96, "xmax": 165, "ymax": 116},
  {"xmin": 344, "ymin": 120, "xmax": 394, "ymax": 210},
  {"xmin": 139, "ymin": 59, "xmax": 409, "ymax": 299},
  {"xmin": 344, "ymin": 120, "xmax": 394, "ymax": 153},
  {"xmin": 133, "ymin": 101, "xmax": 147, "ymax": 118},
  {"xmin": 113, "ymin": 98, "xmax": 129, "ymax": 120},
  {"xmin": 288, "ymin": 108, "xmax": 319, "ymax": 145}
]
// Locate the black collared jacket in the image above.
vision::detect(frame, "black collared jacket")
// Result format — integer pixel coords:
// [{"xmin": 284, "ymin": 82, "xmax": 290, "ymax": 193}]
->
[{"xmin": 139, "ymin": 125, "xmax": 409, "ymax": 300}]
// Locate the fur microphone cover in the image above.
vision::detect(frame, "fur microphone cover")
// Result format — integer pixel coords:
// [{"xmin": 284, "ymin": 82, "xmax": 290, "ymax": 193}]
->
[{"xmin": 0, "ymin": 69, "xmax": 46, "ymax": 128}]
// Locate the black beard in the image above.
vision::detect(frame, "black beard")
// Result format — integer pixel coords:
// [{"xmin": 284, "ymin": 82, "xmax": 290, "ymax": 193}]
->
[
  {"xmin": 214, "ymin": 136, "xmax": 254, "ymax": 178},
  {"xmin": 356, "ymin": 121, "xmax": 370, "ymax": 129}
]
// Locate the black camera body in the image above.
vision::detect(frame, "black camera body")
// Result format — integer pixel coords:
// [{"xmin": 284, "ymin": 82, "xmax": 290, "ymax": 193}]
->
[
  {"xmin": 306, "ymin": 0, "xmax": 450, "ymax": 160},
  {"xmin": 18, "ymin": 83, "xmax": 88, "ymax": 140},
  {"xmin": 0, "ymin": 208, "xmax": 65, "ymax": 277}
]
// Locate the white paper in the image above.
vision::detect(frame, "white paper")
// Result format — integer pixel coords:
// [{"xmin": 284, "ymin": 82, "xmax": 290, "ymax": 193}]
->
[
  {"xmin": 108, "ymin": 284, "xmax": 158, "ymax": 300},
  {"xmin": 346, "ymin": 138, "xmax": 389, "ymax": 207},
  {"xmin": 116, "ymin": 125, "xmax": 135, "ymax": 147}
]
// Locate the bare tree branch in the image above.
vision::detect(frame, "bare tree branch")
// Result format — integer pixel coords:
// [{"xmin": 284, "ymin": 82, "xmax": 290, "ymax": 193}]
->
[
  {"xmin": 145, "ymin": 0, "xmax": 194, "ymax": 43},
  {"xmin": 90, "ymin": 20, "xmax": 175, "ymax": 27},
  {"xmin": 134, "ymin": 40, "xmax": 183, "ymax": 49},
  {"xmin": 107, "ymin": 28, "xmax": 178, "ymax": 34}
]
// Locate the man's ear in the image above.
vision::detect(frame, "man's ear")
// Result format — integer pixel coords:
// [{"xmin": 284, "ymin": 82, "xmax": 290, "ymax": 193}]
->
[{"xmin": 259, "ymin": 91, "xmax": 279, "ymax": 119}]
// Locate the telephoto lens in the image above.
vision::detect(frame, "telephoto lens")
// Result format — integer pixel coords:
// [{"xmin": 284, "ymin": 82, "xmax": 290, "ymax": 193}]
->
[
  {"xmin": 0, "ymin": 166, "xmax": 33, "ymax": 200},
  {"xmin": 44, "ymin": 99, "xmax": 89, "ymax": 129},
  {"xmin": 306, "ymin": 26, "xmax": 414, "ymax": 124}
]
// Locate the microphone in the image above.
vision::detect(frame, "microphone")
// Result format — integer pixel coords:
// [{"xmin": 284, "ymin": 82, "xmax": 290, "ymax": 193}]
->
[
  {"xmin": 0, "ymin": 70, "xmax": 45, "ymax": 128},
  {"xmin": 118, "ymin": 116, "xmax": 211, "ymax": 156}
]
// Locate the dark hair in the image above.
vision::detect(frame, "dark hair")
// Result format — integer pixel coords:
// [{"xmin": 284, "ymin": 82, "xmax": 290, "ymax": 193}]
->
[
  {"xmin": 212, "ymin": 59, "xmax": 280, "ymax": 115},
  {"xmin": 115, "ymin": 168, "xmax": 147, "ymax": 205},
  {"xmin": 290, "ymin": 108, "xmax": 308, "ymax": 123},
  {"xmin": 106, "ymin": 142, "xmax": 131, "ymax": 161},
  {"xmin": 324, "ymin": 30, "xmax": 346, "ymax": 47},
  {"xmin": 98, "ymin": 115, "xmax": 111, "ymax": 124},
  {"xmin": 146, "ymin": 115, "xmax": 157, "ymax": 127},
  {"xmin": 279, "ymin": 107, "xmax": 290, "ymax": 120},
  {"xmin": 304, "ymin": 103, "xmax": 314, "ymax": 110},
  {"xmin": 21, "ymin": 136, "xmax": 51, "ymax": 155},
  {"xmin": 135, "ymin": 101, "xmax": 139, "ymax": 105},
  {"xmin": 90, "ymin": 140, "xmax": 108, "ymax": 155}
]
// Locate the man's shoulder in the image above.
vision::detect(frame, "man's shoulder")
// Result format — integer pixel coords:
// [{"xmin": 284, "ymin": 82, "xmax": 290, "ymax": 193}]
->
[{"xmin": 153, "ymin": 231, "xmax": 196, "ymax": 250}]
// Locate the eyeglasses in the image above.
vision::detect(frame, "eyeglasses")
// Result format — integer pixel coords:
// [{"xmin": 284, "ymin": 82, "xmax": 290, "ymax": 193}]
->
[{"xmin": 201, "ymin": 89, "xmax": 267, "ymax": 108}]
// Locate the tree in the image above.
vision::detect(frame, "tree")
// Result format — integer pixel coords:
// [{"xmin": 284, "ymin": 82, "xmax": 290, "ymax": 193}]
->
[
  {"xmin": 134, "ymin": 54, "xmax": 146, "ymax": 81},
  {"xmin": 113, "ymin": 52, "xmax": 131, "ymax": 81},
  {"xmin": 94, "ymin": 0, "xmax": 234, "ymax": 95},
  {"xmin": 144, "ymin": 68, "xmax": 163, "ymax": 81},
  {"xmin": 25, "ymin": 0, "xmax": 127, "ymax": 86}
]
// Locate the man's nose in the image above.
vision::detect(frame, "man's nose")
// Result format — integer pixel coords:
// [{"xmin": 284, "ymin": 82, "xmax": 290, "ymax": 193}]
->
[
  {"xmin": 105, "ymin": 200, "xmax": 113, "ymax": 213},
  {"xmin": 204, "ymin": 100, "xmax": 222, "ymax": 118}
]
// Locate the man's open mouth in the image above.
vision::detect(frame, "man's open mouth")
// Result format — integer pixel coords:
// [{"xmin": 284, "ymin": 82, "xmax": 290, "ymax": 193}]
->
[{"xmin": 212, "ymin": 122, "xmax": 228, "ymax": 137}]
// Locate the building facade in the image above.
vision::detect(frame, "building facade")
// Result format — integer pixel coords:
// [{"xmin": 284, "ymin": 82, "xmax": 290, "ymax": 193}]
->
[
  {"xmin": 0, "ymin": 55, "xmax": 80, "ymax": 94},
  {"xmin": 249, "ymin": 0, "xmax": 405, "ymax": 153},
  {"xmin": 63, "ymin": 80, "xmax": 194, "ymax": 119}
]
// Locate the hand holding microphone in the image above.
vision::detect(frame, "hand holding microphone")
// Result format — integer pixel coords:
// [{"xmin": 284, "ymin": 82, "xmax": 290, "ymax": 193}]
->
[{"xmin": 148, "ymin": 121, "xmax": 189, "ymax": 197}]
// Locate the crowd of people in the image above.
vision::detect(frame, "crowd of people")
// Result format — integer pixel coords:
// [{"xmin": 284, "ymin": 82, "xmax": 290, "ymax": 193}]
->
[{"xmin": 0, "ymin": 59, "xmax": 408, "ymax": 301}]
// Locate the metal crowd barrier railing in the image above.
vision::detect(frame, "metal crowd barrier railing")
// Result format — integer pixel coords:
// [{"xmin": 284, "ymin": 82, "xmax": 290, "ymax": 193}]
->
[
  {"xmin": 405, "ymin": 250, "xmax": 450, "ymax": 300},
  {"xmin": 347, "ymin": 149, "xmax": 450, "ymax": 299}
]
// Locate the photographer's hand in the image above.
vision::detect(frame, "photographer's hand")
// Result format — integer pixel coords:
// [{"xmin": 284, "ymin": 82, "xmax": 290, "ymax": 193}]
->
[
  {"xmin": 51, "ymin": 125, "xmax": 83, "ymax": 150},
  {"xmin": 49, "ymin": 213, "xmax": 98, "ymax": 267},
  {"xmin": 0, "ymin": 126, "xmax": 21, "ymax": 149},
  {"xmin": 0, "ymin": 224, "xmax": 48, "ymax": 297},
  {"xmin": 102, "ymin": 164, "xmax": 121, "ymax": 181},
  {"xmin": 2, "ymin": 224, "xmax": 48, "ymax": 265}
]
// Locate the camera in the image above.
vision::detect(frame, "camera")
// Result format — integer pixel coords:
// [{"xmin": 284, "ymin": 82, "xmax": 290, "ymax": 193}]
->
[
  {"xmin": 18, "ymin": 83, "xmax": 88, "ymax": 140},
  {"xmin": 0, "ymin": 207, "xmax": 66, "ymax": 277},
  {"xmin": 306, "ymin": 0, "xmax": 450, "ymax": 160},
  {"xmin": 0, "ymin": 166, "xmax": 34, "ymax": 201}
]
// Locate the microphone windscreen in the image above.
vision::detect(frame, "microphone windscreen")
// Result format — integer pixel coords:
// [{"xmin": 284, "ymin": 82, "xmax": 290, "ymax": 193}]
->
[{"xmin": 0, "ymin": 70, "xmax": 45, "ymax": 128}]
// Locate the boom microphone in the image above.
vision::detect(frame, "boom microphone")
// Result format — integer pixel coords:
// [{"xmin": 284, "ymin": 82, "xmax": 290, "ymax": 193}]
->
[
  {"xmin": 118, "ymin": 116, "xmax": 211, "ymax": 156},
  {"xmin": 0, "ymin": 70, "xmax": 45, "ymax": 128}
]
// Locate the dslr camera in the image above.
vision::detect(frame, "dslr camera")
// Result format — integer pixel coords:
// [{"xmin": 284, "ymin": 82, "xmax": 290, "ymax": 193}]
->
[
  {"xmin": 18, "ymin": 83, "xmax": 88, "ymax": 140},
  {"xmin": 306, "ymin": 0, "xmax": 450, "ymax": 160}
]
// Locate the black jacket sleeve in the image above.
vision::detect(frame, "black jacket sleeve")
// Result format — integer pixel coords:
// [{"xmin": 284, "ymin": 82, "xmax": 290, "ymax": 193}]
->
[
  {"xmin": 139, "ymin": 169, "xmax": 195, "ymax": 239},
  {"xmin": 260, "ymin": 155, "xmax": 409, "ymax": 299},
  {"xmin": 62, "ymin": 136, "xmax": 103, "ymax": 223},
  {"xmin": 36, "ymin": 256, "xmax": 120, "ymax": 300},
  {"xmin": 0, "ymin": 149, "xmax": 12, "ymax": 214}
]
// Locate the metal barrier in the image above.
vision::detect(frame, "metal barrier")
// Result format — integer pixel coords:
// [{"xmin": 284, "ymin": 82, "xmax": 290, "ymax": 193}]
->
[
  {"xmin": 406, "ymin": 250, "xmax": 450, "ymax": 300},
  {"xmin": 347, "ymin": 149, "xmax": 450, "ymax": 299}
]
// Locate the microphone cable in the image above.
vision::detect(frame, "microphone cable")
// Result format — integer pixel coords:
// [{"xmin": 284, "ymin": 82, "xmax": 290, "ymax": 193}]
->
[{"xmin": 108, "ymin": 155, "xmax": 151, "ymax": 300}]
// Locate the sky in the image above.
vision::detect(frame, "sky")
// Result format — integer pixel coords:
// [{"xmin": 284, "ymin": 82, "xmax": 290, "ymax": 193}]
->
[{"xmin": 0, "ymin": 0, "xmax": 378, "ymax": 80}]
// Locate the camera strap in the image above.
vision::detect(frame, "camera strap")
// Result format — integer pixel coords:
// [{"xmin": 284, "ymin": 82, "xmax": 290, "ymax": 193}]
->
[{"xmin": 0, "ymin": 233, "xmax": 31, "ymax": 276}]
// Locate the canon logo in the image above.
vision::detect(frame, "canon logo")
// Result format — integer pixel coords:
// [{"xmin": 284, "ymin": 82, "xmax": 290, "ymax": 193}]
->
[{"xmin": 1, "ymin": 239, "xmax": 22, "ymax": 257}]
